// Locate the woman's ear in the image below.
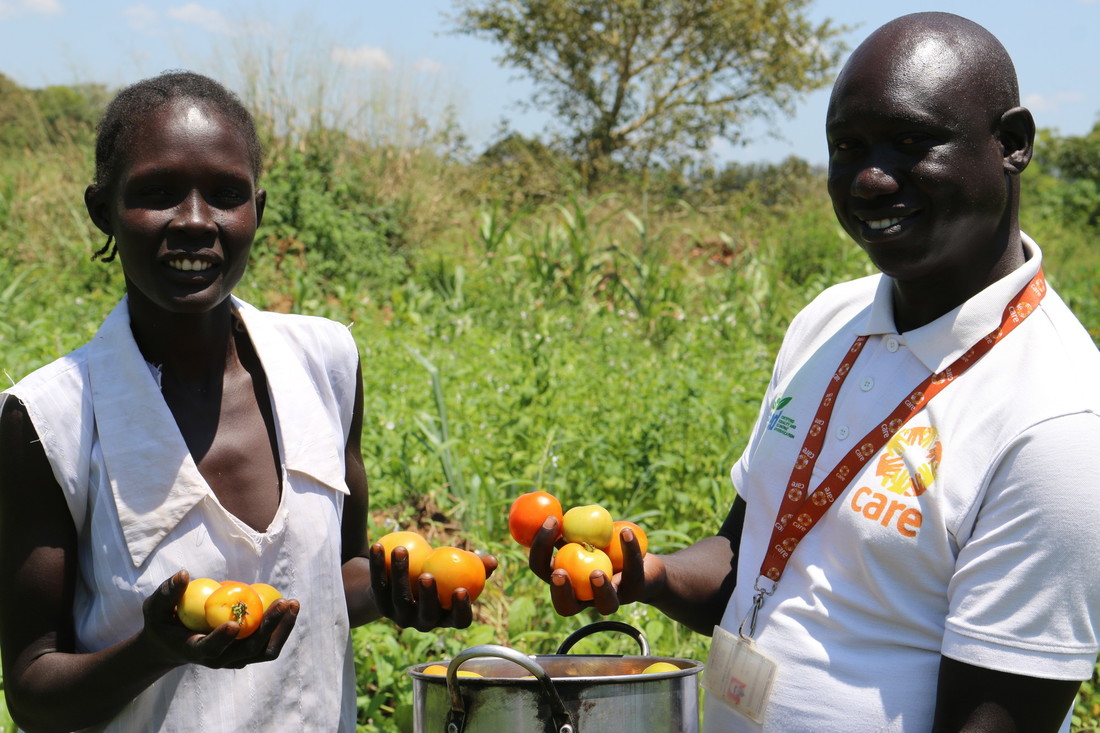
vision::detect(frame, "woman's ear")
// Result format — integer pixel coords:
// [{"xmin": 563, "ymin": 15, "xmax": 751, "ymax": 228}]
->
[
  {"xmin": 84, "ymin": 184, "xmax": 113, "ymax": 236},
  {"xmin": 999, "ymin": 106, "xmax": 1036, "ymax": 175},
  {"xmin": 255, "ymin": 188, "xmax": 266, "ymax": 228}
]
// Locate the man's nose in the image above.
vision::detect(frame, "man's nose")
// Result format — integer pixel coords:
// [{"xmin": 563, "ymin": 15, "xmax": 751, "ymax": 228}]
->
[{"xmin": 851, "ymin": 162, "xmax": 900, "ymax": 199}]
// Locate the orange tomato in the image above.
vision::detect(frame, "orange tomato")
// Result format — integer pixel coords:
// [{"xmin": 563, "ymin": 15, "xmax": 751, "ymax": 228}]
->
[
  {"xmin": 508, "ymin": 491, "xmax": 564, "ymax": 547},
  {"xmin": 376, "ymin": 531, "xmax": 433, "ymax": 579},
  {"xmin": 205, "ymin": 581, "xmax": 263, "ymax": 638},
  {"xmin": 601, "ymin": 520, "xmax": 649, "ymax": 573},
  {"xmin": 251, "ymin": 582, "xmax": 284, "ymax": 613},
  {"xmin": 423, "ymin": 664, "xmax": 482, "ymax": 678},
  {"xmin": 422, "ymin": 546, "xmax": 487, "ymax": 610},
  {"xmin": 177, "ymin": 577, "xmax": 221, "ymax": 633},
  {"xmin": 553, "ymin": 542, "xmax": 613, "ymax": 601}
]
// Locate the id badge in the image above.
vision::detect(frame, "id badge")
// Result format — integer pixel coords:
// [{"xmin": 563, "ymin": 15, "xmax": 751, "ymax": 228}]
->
[{"xmin": 703, "ymin": 624, "xmax": 777, "ymax": 724}]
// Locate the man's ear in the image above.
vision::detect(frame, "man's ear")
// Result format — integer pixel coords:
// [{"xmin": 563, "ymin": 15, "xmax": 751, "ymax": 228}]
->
[
  {"xmin": 84, "ymin": 184, "xmax": 113, "ymax": 236},
  {"xmin": 998, "ymin": 106, "xmax": 1035, "ymax": 175}
]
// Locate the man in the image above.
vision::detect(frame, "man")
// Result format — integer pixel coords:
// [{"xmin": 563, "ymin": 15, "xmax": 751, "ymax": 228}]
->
[{"xmin": 531, "ymin": 12, "xmax": 1100, "ymax": 732}]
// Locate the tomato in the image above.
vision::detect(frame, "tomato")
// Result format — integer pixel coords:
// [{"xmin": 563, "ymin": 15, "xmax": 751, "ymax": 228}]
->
[
  {"xmin": 421, "ymin": 546, "xmax": 487, "ymax": 610},
  {"xmin": 601, "ymin": 520, "xmax": 649, "ymax": 573},
  {"xmin": 251, "ymin": 582, "xmax": 284, "ymax": 613},
  {"xmin": 423, "ymin": 664, "xmax": 482, "ymax": 678},
  {"xmin": 561, "ymin": 504, "xmax": 614, "ymax": 548},
  {"xmin": 177, "ymin": 577, "xmax": 221, "ymax": 632},
  {"xmin": 376, "ymin": 530, "xmax": 433, "ymax": 579},
  {"xmin": 552, "ymin": 542, "xmax": 613, "ymax": 601},
  {"xmin": 508, "ymin": 490, "xmax": 563, "ymax": 547},
  {"xmin": 641, "ymin": 661, "xmax": 680, "ymax": 675},
  {"xmin": 205, "ymin": 581, "xmax": 263, "ymax": 638}
]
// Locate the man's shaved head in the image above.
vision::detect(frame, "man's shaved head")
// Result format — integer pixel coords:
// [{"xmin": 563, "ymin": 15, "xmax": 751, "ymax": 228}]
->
[{"xmin": 832, "ymin": 12, "xmax": 1020, "ymax": 127}]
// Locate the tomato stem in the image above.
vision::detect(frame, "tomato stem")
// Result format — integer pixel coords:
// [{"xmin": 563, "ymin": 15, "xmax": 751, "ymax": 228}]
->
[{"xmin": 231, "ymin": 600, "xmax": 250, "ymax": 623}]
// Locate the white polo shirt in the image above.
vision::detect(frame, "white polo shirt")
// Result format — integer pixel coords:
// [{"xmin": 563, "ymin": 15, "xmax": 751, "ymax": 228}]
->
[{"xmin": 705, "ymin": 235, "xmax": 1100, "ymax": 732}]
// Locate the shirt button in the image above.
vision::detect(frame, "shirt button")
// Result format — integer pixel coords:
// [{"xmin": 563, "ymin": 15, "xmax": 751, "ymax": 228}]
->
[
  {"xmin": 886, "ymin": 337, "xmax": 900, "ymax": 353},
  {"xmin": 836, "ymin": 425, "xmax": 850, "ymax": 440},
  {"xmin": 860, "ymin": 376, "xmax": 875, "ymax": 391}
]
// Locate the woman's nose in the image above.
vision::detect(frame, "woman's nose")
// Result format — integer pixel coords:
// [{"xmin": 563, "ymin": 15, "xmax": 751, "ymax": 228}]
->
[{"xmin": 171, "ymin": 191, "xmax": 216, "ymax": 234}]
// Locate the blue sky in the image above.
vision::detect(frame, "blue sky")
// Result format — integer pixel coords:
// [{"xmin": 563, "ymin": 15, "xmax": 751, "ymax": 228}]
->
[{"xmin": 1, "ymin": 0, "xmax": 1097, "ymax": 165}]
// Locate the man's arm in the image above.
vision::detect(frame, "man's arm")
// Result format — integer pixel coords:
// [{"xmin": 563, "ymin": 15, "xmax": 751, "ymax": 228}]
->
[
  {"xmin": 530, "ymin": 494, "xmax": 745, "ymax": 635},
  {"xmin": 933, "ymin": 657, "xmax": 1080, "ymax": 732}
]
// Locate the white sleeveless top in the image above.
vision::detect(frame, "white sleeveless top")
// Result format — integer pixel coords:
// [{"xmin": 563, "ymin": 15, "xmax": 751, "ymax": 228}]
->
[{"xmin": 5, "ymin": 297, "xmax": 360, "ymax": 732}]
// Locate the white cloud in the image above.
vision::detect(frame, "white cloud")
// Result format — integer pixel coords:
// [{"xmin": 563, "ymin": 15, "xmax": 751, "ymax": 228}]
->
[
  {"xmin": 331, "ymin": 45, "xmax": 393, "ymax": 71},
  {"xmin": 1024, "ymin": 90, "xmax": 1086, "ymax": 113},
  {"xmin": 167, "ymin": 3, "xmax": 229, "ymax": 35},
  {"xmin": 123, "ymin": 4, "xmax": 157, "ymax": 31},
  {"xmin": 412, "ymin": 57, "xmax": 445, "ymax": 74},
  {"xmin": 0, "ymin": 0, "xmax": 61, "ymax": 19}
]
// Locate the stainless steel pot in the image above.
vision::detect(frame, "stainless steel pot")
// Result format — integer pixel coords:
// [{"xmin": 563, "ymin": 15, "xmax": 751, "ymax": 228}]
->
[{"xmin": 409, "ymin": 621, "xmax": 703, "ymax": 733}]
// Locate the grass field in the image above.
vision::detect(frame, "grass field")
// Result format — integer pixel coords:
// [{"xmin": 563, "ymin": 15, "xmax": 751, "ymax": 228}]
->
[{"xmin": 1, "ymin": 122, "xmax": 1099, "ymax": 731}]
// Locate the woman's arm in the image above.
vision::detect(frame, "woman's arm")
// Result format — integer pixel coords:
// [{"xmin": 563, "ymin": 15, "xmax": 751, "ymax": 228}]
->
[{"xmin": 339, "ymin": 360, "xmax": 497, "ymax": 630}]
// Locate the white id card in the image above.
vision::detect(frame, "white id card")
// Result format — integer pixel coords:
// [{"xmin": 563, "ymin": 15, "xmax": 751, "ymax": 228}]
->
[{"xmin": 703, "ymin": 625, "xmax": 777, "ymax": 724}]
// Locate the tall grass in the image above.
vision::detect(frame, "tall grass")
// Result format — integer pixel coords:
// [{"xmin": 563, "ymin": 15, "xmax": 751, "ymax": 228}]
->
[{"xmin": 2, "ymin": 67, "xmax": 1099, "ymax": 732}]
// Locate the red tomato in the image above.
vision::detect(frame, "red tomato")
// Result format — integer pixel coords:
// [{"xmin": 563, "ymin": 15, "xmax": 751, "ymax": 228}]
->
[
  {"xmin": 376, "ymin": 530, "xmax": 433, "ymax": 579},
  {"xmin": 508, "ymin": 491, "xmax": 563, "ymax": 547},
  {"xmin": 553, "ymin": 542, "xmax": 613, "ymax": 601},
  {"xmin": 422, "ymin": 546, "xmax": 487, "ymax": 610},
  {"xmin": 176, "ymin": 577, "xmax": 221, "ymax": 633},
  {"xmin": 602, "ymin": 520, "xmax": 649, "ymax": 573},
  {"xmin": 561, "ymin": 504, "xmax": 614, "ymax": 548},
  {"xmin": 205, "ymin": 581, "xmax": 263, "ymax": 638}
]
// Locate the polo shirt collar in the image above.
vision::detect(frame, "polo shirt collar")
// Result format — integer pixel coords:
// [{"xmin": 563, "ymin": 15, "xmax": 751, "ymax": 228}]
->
[
  {"xmin": 858, "ymin": 234, "xmax": 1043, "ymax": 374},
  {"xmin": 87, "ymin": 296, "xmax": 347, "ymax": 568}
]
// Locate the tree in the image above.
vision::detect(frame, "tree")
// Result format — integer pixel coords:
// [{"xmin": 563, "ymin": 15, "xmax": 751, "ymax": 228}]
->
[{"xmin": 450, "ymin": 0, "xmax": 846, "ymax": 182}]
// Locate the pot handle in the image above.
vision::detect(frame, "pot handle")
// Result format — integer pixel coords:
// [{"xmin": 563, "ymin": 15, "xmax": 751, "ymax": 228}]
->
[
  {"xmin": 555, "ymin": 620, "xmax": 650, "ymax": 657},
  {"xmin": 444, "ymin": 644, "xmax": 576, "ymax": 733}
]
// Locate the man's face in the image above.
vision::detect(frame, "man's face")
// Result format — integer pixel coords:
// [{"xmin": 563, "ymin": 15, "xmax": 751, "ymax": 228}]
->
[{"xmin": 825, "ymin": 35, "xmax": 1011, "ymax": 283}]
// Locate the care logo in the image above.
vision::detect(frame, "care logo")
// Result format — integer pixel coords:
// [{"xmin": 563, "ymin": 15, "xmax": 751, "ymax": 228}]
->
[
  {"xmin": 766, "ymin": 396, "xmax": 797, "ymax": 438},
  {"xmin": 848, "ymin": 426, "xmax": 941, "ymax": 538},
  {"xmin": 875, "ymin": 426, "xmax": 941, "ymax": 496}
]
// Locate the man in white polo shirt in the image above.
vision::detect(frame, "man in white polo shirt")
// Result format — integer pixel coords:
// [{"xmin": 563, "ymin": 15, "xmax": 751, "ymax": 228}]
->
[{"xmin": 529, "ymin": 11, "xmax": 1100, "ymax": 732}]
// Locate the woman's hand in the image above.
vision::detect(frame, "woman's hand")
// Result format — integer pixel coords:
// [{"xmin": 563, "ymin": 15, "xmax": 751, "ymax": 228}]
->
[
  {"xmin": 139, "ymin": 570, "xmax": 300, "ymax": 670},
  {"xmin": 528, "ymin": 517, "xmax": 667, "ymax": 616},
  {"xmin": 369, "ymin": 544, "xmax": 498, "ymax": 631}
]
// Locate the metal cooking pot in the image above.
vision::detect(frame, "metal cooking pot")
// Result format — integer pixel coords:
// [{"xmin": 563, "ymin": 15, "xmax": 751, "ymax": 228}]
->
[{"xmin": 408, "ymin": 621, "xmax": 703, "ymax": 733}]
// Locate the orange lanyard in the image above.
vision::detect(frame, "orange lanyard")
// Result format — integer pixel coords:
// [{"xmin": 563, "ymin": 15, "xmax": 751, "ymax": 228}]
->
[{"xmin": 740, "ymin": 270, "xmax": 1048, "ymax": 639}]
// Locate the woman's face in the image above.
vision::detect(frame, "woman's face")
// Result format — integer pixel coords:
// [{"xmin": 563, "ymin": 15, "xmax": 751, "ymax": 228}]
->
[{"xmin": 89, "ymin": 99, "xmax": 265, "ymax": 316}]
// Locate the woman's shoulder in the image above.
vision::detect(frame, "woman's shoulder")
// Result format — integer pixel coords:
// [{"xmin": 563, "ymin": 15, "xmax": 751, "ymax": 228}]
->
[
  {"xmin": 5, "ymin": 344, "xmax": 93, "ymax": 404},
  {"xmin": 235, "ymin": 301, "xmax": 357, "ymax": 362}
]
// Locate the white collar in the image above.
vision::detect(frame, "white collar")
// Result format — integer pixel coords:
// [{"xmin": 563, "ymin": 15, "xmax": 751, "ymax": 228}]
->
[
  {"xmin": 859, "ymin": 234, "xmax": 1044, "ymax": 374},
  {"xmin": 87, "ymin": 296, "xmax": 348, "ymax": 568}
]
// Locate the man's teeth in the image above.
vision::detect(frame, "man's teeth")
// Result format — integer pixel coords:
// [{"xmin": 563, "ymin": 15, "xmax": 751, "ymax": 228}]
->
[
  {"xmin": 167, "ymin": 259, "xmax": 212, "ymax": 272},
  {"xmin": 865, "ymin": 217, "xmax": 904, "ymax": 231}
]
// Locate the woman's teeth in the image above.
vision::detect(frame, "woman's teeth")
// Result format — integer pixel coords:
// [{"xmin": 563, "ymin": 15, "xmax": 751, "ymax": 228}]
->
[{"xmin": 167, "ymin": 259, "xmax": 211, "ymax": 272}]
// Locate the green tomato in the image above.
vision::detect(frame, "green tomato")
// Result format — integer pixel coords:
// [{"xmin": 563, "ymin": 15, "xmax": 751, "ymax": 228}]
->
[{"xmin": 561, "ymin": 504, "xmax": 614, "ymax": 548}]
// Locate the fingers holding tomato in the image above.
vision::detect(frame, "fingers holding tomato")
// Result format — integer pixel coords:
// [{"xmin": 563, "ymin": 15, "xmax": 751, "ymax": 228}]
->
[{"xmin": 369, "ymin": 530, "xmax": 497, "ymax": 631}]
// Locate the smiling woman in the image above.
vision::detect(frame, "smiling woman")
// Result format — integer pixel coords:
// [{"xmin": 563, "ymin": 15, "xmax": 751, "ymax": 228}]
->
[{"xmin": 0, "ymin": 69, "xmax": 500, "ymax": 733}]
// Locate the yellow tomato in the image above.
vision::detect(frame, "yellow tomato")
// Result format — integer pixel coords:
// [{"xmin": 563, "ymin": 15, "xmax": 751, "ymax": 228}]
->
[
  {"xmin": 641, "ymin": 661, "xmax": 680, "ymax": 674},
  {"xmin": 251, "ymin": 582, "xmax": 284, "ymax": 613},
  {"xmin": 176, "ymin": 577, "xmax": 221, "ymax": 633},
  {"xmin": 423, "ymin": 664, "xmax": 481, "ymax": 678}
]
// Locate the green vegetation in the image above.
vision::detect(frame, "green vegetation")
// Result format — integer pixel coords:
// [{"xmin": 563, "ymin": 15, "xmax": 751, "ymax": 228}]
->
[{"xmin": 1, "ymin": 72, "xmax": 1099, "ymax": 733}]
